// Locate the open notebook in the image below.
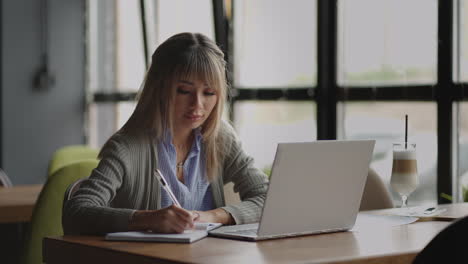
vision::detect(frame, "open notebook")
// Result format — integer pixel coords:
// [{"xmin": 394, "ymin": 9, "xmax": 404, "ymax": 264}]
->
[{"xmin": 105, "ymin": 223, "xmax": 222, "ymax": 243}]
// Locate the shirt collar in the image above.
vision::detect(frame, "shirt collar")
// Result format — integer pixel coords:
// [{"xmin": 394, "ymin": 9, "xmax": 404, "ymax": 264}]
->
[{"xmin": 161, "ymin": 127, "xmax": 203, "ymax": 152}]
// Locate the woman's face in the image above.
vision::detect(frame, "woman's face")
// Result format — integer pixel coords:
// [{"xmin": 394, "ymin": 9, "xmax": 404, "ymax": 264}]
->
[{"xmin": 172, "ymin": 77, "xmax": 218, "ymax": 132}]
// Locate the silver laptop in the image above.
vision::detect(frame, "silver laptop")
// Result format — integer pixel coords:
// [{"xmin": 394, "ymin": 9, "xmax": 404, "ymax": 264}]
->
[{"xmin": 209, "ymin": 140, "xmax": 375, "ymax": 241}]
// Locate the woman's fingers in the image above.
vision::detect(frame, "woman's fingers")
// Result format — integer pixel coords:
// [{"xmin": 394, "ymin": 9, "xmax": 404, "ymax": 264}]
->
[
  {"xmin": 130, "ymin": 208, "xmax": 195, "ymax": 233},
  {"xmin": 172, "ymin": 205, "xmax": 193, "ymax": 218},
  {"xmin": 169, "ymin": 219, "xmax": 187, "ymax": 233},
  {"xmin": 192, "ymin": 211, "xmax": 200, "ymax": 221},
  {"xmin": 158, "ymin": 205, "xmax": 195, "ymax": 232},
  {"xmin": 170, "ymin": 205, "xmax": 196, "ymax": 228}
]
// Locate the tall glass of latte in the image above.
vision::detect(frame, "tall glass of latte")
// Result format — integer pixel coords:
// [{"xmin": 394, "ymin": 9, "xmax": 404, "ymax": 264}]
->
[{"xmin": 390, "ymin": 143, "xmax": 418, "ymax": 207}]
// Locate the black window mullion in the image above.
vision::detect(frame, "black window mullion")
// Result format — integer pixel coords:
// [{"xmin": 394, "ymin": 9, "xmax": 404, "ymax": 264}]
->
[
  {"xmin": 0, "ymin": 0, "xmax": 2, "ymax": 168},
  {"xmin": 139, "ymin": 0, "xmax": 149, "ymax": 69},
  {"xmin": 233, "ymin": 88, "xmax": 313, "ymax": 101},
  {"xmin": 212, "ymin": 0, "xmax": 234, "ymax": 121},
  {"xmin": 437, "ymin": 0, "xmax": 454, "ymax": 204},
  {"xmin": 93, "ymin": 91, "xmax": 137, "ymax": 102},
  {"xmin": 212, "ymin": 0, "xmax": 229, "ymax": 62},
  {"xmin": 337, "ymin": 85, "xmax": 435, "ymax": 101},
  {"xmin": 317, "ymin": 0, "xmax": 338, "ymax": 140},
  {"xmin": 462, "ymin": 83, "xmax": 468, "ymax": 99}
]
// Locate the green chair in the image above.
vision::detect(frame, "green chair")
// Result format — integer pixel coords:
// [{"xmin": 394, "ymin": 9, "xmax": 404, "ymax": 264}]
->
[
  {"xmin": 22, "ymin": 159, "xmax": 99, "ymax": 264},
  {"xmin": 48, "ymin": 145, "xmax": 99, "ymax": 176}
]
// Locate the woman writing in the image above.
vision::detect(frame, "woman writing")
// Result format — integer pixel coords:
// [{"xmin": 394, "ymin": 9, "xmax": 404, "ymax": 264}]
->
[{"xmin": 63, "ymin": 32, "xmax": 268, "ymax": 235}]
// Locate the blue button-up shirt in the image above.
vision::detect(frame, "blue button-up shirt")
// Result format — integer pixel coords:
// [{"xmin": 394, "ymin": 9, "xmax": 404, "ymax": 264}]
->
[{"xmin": 157, "ymin": 129, "xmax": 214, "ymax": 211}]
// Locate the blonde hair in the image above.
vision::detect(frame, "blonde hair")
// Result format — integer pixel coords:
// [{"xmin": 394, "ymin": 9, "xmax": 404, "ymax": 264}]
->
[{"xmin": 107, "ymin": 32, "xmax": 228, "ymax": 181}]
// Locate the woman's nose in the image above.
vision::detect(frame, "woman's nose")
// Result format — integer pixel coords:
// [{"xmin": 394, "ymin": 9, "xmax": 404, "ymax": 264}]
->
[{"xmin": 190, "ymin": 93, "xmax": 204, "ymax": 108}]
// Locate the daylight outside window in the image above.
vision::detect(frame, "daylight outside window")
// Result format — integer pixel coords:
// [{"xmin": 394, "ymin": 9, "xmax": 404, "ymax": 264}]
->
[
  {"xmin": 234, "ymin": 102, "xmax": 317, "ymax": 173},
  {"xmin": 86, "ymin": 0, "xmax": 468, "ymax": 205},
  {"xmin": 337, "ymin": 0, "xmax": 438, "ymax": 206},
  {"xmin": 233, "ymin": 0, "xmax": 317, "ymax": 169},
  {"xmin": 337, "ymin": 0, "xmax": 437, "ymax": 86},
  {"xmin": 455, "ymin": 0, "xmax": 468, "ymax": 202},
  {"xmin": 87, "ymin": 0, "xmax": 214, "ymax": 147}
]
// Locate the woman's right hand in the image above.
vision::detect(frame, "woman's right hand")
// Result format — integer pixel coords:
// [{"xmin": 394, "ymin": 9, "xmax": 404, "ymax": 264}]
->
[{"xmin": 128, "ymin": 205, "xmax": 197, "ymax": 233}]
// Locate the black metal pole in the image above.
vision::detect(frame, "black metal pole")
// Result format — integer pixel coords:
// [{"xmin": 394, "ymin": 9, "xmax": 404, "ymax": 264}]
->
[
  {"xmin": 212, "ymin": 0, "xmax": 234, "ymax": 121},
  {"xmin": 437, "ymin": 0, "xmax": 454, "ymax": 204},
  {"xmin": 139, "ymin": 0, "xmax": 149, "ymax": 69},
  {"xmin": 317, "ymin": 0, "xmax": 337, "ymax": 140},
  {"xmin": 212, "ymin": 0, "xmax": 229, "ymax": 61},
  {"xmin": 0, "ymin": 0, "xmax": 2, "ymax": 168}
]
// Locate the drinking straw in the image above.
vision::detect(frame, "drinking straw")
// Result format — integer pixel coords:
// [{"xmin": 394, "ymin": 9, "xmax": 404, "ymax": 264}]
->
[{"xmin": 405, "ymin": 115, "xmax": 408, "ymax": 149}]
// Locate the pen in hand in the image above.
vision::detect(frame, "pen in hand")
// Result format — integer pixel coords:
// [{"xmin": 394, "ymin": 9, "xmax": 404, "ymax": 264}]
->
[
  {"xmin": 154, "ymin": 169, "xmax": 181, "ymax": 207},
  {"xmin": 154, "ymin": 169, "xmax": 199, "ymax": 229}
]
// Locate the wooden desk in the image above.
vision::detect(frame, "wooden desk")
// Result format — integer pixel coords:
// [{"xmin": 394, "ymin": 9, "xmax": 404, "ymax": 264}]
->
[
  {"xmin": 0, "ymin": 184, "xmax": 42, "ymax": 223},
  {"xmin": 43, "ymin": 210, "xmax": 462, "ymax": 264}
]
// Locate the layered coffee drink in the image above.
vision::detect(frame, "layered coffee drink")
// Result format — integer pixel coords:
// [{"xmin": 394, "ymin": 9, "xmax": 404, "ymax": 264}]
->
[{"xmin": 390, "ymin": 143, "xmax": 418, "ymax": 207}]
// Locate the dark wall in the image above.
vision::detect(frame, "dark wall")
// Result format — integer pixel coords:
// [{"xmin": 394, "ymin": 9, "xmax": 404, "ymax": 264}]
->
[{"xmin": 2, "ymin": 0, "xmax": 85, "ymax": 184}]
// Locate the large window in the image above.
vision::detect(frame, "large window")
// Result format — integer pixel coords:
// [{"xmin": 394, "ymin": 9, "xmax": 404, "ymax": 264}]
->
[
  {"xmin": 87, "ymin": 0, "xmax": 468, "ymax": 205},
  {"xmin": 337, "ymin": 0, "xmax": 438, "ymax": 205},
  {"xmin": 233, "ymin": 0, "xmax": 317, "ymax": 169}
]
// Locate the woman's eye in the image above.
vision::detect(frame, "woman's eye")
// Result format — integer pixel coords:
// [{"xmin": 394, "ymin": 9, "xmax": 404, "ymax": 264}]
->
[
  {"xmin": 204, "ymin": 90, "xmax": 216, "ymax": 96},
  {"xmin": 177, "ymin": 88, "xmax": 190, "ymax": 94}
]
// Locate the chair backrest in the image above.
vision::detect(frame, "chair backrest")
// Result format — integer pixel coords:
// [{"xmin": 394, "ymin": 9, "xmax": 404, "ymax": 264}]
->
[
  {"xmin": 22, "ymin": 159, "xmax": 99, "ymax": 264},
  {"xmin": 413, "ymin": 215, "xmax": 468, "ymax": 263},
  {"xmin": 359, "ymin": 168, "xmax": 394, "ymax": 211},
  {"xmin": 0, "ymin": 168, "xmax": 13, "ymax": 187},
  {"xmin": 48, "ymin": 145, "xmax": 99, "ymax": 177}
]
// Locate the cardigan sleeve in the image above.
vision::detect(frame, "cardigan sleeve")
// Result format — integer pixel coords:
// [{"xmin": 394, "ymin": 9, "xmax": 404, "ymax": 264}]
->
[
  {"xmin": 219, "ymin": 124, "xmax": 269, "ymax": 224},
  {"xmin": 62, "ymin": 134, "xmax": 136, "ymax": 235}
]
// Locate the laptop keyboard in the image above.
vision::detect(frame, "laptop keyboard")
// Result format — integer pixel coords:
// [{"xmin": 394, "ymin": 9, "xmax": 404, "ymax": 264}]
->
[
  {"xmin": 225, "ymin": 228, "xmax": 258, "ymax": 236},
  {"xmin": 211, "ymin": 223, "xmax": 259, "ymax": 237}
]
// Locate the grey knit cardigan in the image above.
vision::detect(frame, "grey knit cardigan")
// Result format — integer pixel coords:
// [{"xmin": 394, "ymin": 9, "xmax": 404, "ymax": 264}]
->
[{"xmin": 63, "ymin": 122, "xmax": 268, "ymax": 235}]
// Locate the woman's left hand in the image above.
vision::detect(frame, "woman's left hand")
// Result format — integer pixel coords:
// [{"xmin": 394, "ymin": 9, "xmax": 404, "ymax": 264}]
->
[
  {"xmin": 191, "ymin": 210, "xmax": 214, "ymax": 223},
  {"xmin": 192, "ymin": 208, "xmax": 235, "ymax": 225}
]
